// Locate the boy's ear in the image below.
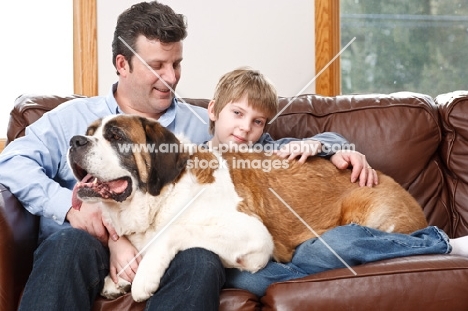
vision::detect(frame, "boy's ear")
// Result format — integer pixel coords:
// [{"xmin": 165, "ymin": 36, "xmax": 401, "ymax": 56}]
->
[{"xmin": 207, "ymin": 100, "xmax": 217, "ymax": 121}]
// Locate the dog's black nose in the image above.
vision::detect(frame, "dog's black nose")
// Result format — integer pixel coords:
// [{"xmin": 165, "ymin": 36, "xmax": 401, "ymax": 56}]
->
[{"xmin": 70, "ymin": 135, "xmax": 89, "ymax": 148}]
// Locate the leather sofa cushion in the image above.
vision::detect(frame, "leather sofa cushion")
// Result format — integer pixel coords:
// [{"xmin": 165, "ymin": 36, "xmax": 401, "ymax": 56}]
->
[{"xmin": 7, "ymin": 94, "xmax": 85, "ymax": 144}]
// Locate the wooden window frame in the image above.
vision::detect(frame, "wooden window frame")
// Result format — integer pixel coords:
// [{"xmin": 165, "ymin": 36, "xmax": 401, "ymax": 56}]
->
[
  {"xmin": 73, "ymin": 0, "xmax": 97, "ymax": 96},
  {"xmin": 73, "ymin": 0, "xmax": 340, "ymax": 97},
  {"xmin": 315, "ymin": 0, "xmax": 340, "ymax": 96}
]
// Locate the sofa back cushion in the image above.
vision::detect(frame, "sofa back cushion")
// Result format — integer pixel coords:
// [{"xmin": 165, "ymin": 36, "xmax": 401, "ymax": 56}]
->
[
  {"xmin": 7, "ymin": 92, "xmax": 452, "ymax": 236},
  {"xmin": 7, "ymin": 94, "xmax": 85, "ymax": 144},
  {"xmin": 436, "ymin": 91, "xmax": 468, "ymax": 237},
  {"xmin": 267, "ymin": 93, "xmax": 450, "ymax": 236}
]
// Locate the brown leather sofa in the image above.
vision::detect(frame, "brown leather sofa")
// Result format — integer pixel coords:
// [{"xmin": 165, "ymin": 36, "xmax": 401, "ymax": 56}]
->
[{"xmin": 2, "ymin": 91, "xmax": 468, "ymax": 311}]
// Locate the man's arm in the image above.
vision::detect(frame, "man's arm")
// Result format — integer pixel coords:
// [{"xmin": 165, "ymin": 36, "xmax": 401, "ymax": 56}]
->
[
  {"xmin": 0, "ymin": 113, "xmax": 74, "ymax": 224},
  {"xmin": 0, "ymin": 100, "xmax": 120, "ymax": 240}
]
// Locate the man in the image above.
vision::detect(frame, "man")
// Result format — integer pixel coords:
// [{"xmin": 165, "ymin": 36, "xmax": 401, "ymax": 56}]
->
[{"xmin": 0, "ymin": 2, "xmax": 375, "ymax": 310}]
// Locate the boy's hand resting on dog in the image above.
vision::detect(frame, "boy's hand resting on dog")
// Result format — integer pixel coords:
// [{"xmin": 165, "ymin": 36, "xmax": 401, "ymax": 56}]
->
[
  {"xmin": 275, "ymin": 141, "xmax": 379, "ymax": 187},
  {"xmin": 330, "ymin": 150, "xmax": 379, "ymax": 187},
  {"xmin": 108, "ymin": 236, "xmax": 142, "ymax": 284},
  {"xmin": 67, "ymin": 201, "xmax": 141, "ymax": 284},
  {"xmin": 275, "ymin": 140, "xmax": 323, "ymax": 164}
]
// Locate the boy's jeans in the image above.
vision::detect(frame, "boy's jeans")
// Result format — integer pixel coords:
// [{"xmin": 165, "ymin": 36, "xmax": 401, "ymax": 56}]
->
[{"xmin": 225, "ymin": 224, "xmax": 450, "ymax": 296}]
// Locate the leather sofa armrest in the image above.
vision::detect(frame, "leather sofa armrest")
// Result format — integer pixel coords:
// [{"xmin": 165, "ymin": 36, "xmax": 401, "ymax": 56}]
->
[
  {"xmin": 219, "ymin": 289, "xmax": 261, "ymax": 311},
  {"xmin": 261, "ymin": 254, "xmax": 468, "ymax": 311},
  {"xmin": 0, "ymin": 184, "xmax": 39, "ymax": 310}
]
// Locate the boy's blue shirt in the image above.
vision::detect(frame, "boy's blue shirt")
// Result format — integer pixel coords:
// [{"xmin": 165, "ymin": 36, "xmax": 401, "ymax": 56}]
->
[{"xmin": 256, "ymin": 132, "xmax": 348, "ymax": 157}]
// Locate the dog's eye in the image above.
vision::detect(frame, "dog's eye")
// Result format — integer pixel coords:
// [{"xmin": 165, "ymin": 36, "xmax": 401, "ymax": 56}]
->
[
  {"xmin": 105, "ymin": 126, "xmax": 125, "ymax": 142},
  {"xmin": 110, "ymin": 131, "xmax": 125, "ymax": 141}
]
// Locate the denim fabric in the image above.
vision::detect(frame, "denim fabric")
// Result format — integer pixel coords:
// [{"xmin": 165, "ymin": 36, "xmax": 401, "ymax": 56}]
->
[
  {"xmin": 19, "ymin": 228, "xmax": 225, "ymax": 311},
  {"xmin": 225, "ymin": 224, "xmax": 450, "ymax": 297}
]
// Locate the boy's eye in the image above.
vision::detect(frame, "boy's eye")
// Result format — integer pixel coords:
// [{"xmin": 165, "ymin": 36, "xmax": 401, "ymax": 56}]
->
[
  {"xmin": 254, "ymin": 120, "xmax": 265, "ymax": 126},
  {"xmin": 233, "ymin": 110, "xmax": 242, "ymax": 116}
]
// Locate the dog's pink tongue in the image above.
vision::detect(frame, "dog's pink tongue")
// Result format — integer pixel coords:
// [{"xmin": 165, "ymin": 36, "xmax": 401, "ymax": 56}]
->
[
  {"xmin": 71, "ymin": 185, "xmax": 82, "ymax": 210},
  {"xmin": 71, "ymin": 173, "xmax": 93, "ymax": 210}
]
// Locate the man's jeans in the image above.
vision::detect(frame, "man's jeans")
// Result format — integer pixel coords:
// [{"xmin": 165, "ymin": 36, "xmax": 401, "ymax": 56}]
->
[
  {"xmin": 225, "ymin": 224, "xmax": 451, "ymax": 296},
  {"xmin": 18, "ymin": 228, "xmax": 225, "ymax": 311}
]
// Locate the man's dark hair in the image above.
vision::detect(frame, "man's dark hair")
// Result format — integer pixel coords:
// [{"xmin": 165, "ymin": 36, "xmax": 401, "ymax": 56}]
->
[{"xmin": 112, "ymin": 1, "xmax": 187, "ymax": 74}]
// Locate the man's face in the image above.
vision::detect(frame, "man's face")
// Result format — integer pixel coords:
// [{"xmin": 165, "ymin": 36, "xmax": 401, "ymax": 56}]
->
[{"xmin": 116, "ymin": 35, "xmax": 183, "ymax": 119}]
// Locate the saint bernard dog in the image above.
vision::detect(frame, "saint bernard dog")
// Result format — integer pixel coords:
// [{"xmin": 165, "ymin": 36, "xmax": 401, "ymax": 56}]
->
[{"xmin": 68, "ymin": 114, "xmax": 428, "ymax": 302}]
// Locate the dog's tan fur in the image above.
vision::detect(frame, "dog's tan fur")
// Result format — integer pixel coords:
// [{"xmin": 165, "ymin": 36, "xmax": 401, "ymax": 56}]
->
[{"xmin": 188, "ymin": 151, "xmax": 428, "ymax": 263}]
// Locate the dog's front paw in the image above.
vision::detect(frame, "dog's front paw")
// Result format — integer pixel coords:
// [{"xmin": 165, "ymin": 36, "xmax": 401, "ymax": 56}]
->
[
  {"xmin": 131, "ymin": 271, "xmax": 161, "ymax": 302},
  {"xmin": 100, "ymin": 275, "xmax": 131, "ymax": 299},
  {"xmin": 234, "ymin": 251, "xmax": 270, "ymax": 273}
]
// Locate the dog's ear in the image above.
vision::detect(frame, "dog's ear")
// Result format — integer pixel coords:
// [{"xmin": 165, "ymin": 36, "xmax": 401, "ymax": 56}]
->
[
  {"xmin": 142, "ymin": 118, "xmax": 189, "ymax": 196},
  {"xmin": 86, "ymin": 118, "xmax": 103, "ymax": 136}
]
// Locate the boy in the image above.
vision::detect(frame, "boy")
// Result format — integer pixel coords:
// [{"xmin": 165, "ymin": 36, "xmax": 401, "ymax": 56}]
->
[
  {"xmin": 206, "ymin": 67, "xmax": 373, "ymax": 167},
  {"xmin": 206, "ymin": 67, "xmax": 468, "ymax": 297}
]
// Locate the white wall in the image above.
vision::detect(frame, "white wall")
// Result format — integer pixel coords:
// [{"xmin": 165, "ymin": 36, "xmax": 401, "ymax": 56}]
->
[
  {"xmin": 0, "ymin": 0, "xmax": 73, "ymax": 137},
  {"xmin": 97, "ymin": 0, "xmax": 315, "ymax": 99},
  {"xmin": 0, "ymin": 1, "xmax": 314, "ymax": 138}
]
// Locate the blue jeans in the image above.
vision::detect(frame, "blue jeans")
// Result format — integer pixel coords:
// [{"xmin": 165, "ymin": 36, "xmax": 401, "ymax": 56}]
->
[
  {"xmin": 225, "ymin": 224, "xmax": 451, "ymax": 297},
  {"xmin": 18, "ymin": 228, "xmax": 225, "ymax": 311}
]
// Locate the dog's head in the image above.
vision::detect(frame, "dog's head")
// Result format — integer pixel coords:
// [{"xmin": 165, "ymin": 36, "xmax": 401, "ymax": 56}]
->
[{"xmin": 68, "ymin": 114, "xmax": 189, "ymax": 209}]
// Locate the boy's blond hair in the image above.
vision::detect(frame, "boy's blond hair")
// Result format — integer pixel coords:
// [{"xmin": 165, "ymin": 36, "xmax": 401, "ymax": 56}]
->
[{"xmin": 209, "ymin": 67, "xmax": 278, "ymax": 135}]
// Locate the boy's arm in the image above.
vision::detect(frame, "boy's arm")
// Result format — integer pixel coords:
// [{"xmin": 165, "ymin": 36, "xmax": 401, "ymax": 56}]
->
[
  {"xmin": 258, "ymin": 132, "xmax": 350, "ymax": 157},
  {"xmin": 303, "ymin": 132, "xmax": 350, "ymax": 157},
  {"xmin": 108, "ymin": 236, "xmax": 141, "ymax": 283},
  {"xmin": 260, "ymin": 132, "xmax": 378, "ymax": 186}
]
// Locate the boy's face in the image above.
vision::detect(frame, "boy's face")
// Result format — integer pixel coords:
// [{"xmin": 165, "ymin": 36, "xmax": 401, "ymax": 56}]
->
[{"xmin": 208, "ymin": 95, "xmax": 267, "ymax": 148}]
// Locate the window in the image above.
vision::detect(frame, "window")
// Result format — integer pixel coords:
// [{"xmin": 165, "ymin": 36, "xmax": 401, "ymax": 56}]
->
[
  {"xmin": 340, "ymin": 0, "xmax": 468, "ymax": 97},
  {"xmin": 72, "ymin": 2, "xmax": 468, "ymax": 100}
]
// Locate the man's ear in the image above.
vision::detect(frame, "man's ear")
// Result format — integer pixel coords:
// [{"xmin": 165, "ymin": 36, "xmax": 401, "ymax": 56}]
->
[
  {"xmin": 115, "ymin": 54, "xmax": 130, "ymax": 76},
  {"xmin": 143, "ymin": 118, "xmax": 189, "ymax": 196},
  {"xmin": 207, "ymin": 100, "xmax": 217, "ymax": 122}
]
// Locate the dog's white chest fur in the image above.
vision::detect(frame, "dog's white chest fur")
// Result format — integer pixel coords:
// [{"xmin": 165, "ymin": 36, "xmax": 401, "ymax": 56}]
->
[{"xmin": 102, "ymin": 157, "xmax": 274, "ymax": 302}]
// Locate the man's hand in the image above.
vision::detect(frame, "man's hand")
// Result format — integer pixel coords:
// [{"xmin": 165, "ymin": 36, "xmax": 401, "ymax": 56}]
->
[
  {"xmin": 275, "ymin": 140, "xmax": 322, "ymax": 164},
  {"xmin": 330, "ymin": 150, "xmax": 379, "ymax": 187},
  {"xmin": 108, "ymin": 236, "xmax": 141, "ymax": 284},
  {"xmin": 66, "ymin": 201, "xmax": 119, "ymax": 244}
]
